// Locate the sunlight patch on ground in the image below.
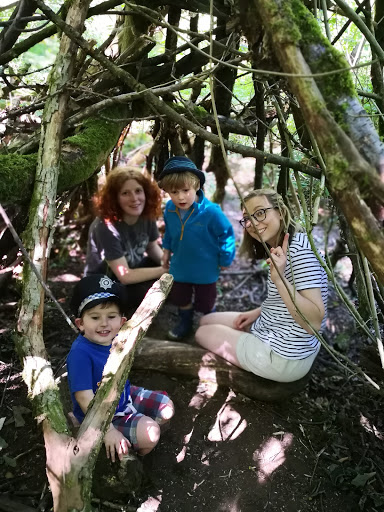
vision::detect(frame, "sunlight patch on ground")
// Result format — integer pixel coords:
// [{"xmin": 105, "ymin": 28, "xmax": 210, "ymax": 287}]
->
[
  {"xmin": 360, "ymin": 413, "xmax": 383, "ymax": 440},
  {"xmin": 136, "ymin": 492, "xmax": 162, "ymax": 511},
  {"xmin": 217, "ymin": 495, "xmax": 241, "ymax": 512},
  {"xmin": 175, "ymin": 427, "xmax": 194, "ymax": 462},
  {"xmin": 252, "ymin": 433, "xmax": 293, "ymax": 483},
  {"xmin": 49, "ymin": 273, "xmax": 80, "ymax": 282},
  {"xmin": 207, "ymin": 402, "xmax": 247, "ymax": 442},
  {"xmin": 188, "ymin": 353, "xmax": 218, "ymax": 410}
]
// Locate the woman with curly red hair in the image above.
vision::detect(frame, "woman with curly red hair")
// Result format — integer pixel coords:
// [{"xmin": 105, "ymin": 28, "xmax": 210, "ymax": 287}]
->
[{"xmin": 85, "ymin": 166, "xmax": 166, "ymax": 313}]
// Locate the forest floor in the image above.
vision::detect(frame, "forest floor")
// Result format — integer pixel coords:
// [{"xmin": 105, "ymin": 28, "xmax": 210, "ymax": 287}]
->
[{"xmin": 1, "ymin": 158, "xmax": 384, "ymax": 512}]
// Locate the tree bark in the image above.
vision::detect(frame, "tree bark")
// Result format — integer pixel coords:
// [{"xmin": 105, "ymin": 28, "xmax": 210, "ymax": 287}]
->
[
  {"xmin": 48, "ymin": 274, "xmax": 173, "ymax": 511},
  {"xmin": 133, "ymin": 338, "xmax": 314, "ymax": 402},
  {"xmin": 255, "ymin": 0, "xmax": 384, "ymax": 286},
  {"xmin": 15, "ymin": 1, "xmax": 92, "ymax": 510}
]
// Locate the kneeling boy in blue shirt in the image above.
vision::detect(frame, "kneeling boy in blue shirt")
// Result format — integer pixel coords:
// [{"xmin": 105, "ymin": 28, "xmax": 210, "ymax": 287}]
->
[{"xmin": 67, "ymin": 274, "xmax": 174, "ymax": 461}]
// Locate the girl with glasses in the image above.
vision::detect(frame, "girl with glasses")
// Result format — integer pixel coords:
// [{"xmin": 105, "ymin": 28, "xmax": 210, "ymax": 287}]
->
[{"xmin": 195, "ymin": 189, "xmax": 328, "ymax": 383}]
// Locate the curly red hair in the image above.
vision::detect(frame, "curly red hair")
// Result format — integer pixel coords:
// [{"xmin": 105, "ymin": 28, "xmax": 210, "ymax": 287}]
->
[{"xmin": 95, "ymin": 166, "xmax": 162, "ymax": 222}]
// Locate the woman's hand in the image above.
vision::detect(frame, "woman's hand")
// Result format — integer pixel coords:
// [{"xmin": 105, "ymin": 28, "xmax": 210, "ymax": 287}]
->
[
  {"xmin": 267, "ymin": 233, "xmax": 289, "ymax": 284},
  {"xmin": 104, "ymin": 425, "xmax": 131, "ymax": 462},
  {"xmin": 233, "ymin": 308, "xmax": 261, "ymax": 331}
]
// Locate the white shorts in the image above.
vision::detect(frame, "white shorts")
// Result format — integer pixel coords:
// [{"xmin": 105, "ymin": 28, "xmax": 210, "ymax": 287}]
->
[{"xmin": 236, "ymin": 332, "xmax": 319, "ymax": 382}]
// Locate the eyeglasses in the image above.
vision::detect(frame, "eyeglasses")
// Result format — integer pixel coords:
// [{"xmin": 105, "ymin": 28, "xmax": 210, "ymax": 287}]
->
[{"xmin": 239, "ymin": 207, "xmax": 275, "ymax": 228}]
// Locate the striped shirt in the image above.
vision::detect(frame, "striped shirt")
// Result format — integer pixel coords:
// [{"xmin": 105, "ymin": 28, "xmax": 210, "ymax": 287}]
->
[{"xmin": 250, "ymin": 232, "xmax": 328, "ymax": 360}]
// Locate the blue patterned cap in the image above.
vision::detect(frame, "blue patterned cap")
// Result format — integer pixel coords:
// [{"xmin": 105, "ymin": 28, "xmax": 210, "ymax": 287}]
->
[
  {"xmin": 71, "ymin": 275, "xmax": 128, "ymax": 316},
  {"xmin": 158, "ymin": 156, "xmax": 205, "ymax": 187}
]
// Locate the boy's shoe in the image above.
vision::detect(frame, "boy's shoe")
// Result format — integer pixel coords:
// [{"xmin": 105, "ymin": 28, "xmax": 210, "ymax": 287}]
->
[{"xmin": 168, "ymin": 308, "xmax": 194, "ymax": 341}]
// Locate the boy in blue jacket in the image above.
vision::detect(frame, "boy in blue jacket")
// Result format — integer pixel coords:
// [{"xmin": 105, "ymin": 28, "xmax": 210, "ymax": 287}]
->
[
  {"xmin": 67, "ymin": 274, "xmax": 174, "ymax": 461},
  {"xmin": 158, "ymin": 156, "xmax": 236, "ymax": 340}
]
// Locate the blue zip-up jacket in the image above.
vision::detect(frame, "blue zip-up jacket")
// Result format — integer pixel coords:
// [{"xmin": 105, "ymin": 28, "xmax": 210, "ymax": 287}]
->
[{"xmin": 163, "ymin": 190, "xmax": 236, "ymax": 284}]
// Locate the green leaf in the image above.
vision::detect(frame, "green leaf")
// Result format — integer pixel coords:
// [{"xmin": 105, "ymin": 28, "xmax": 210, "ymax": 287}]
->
[
  {"xmin": 12, "ymin": 406, "xmax": 31, "ymax": 428},
  {"xmin": 0, "ymin": 436, "xmax": 8, "ymax": 451},
  {"xmin": 351, "ymin": 472, "xmax": 376, "ymax": 488},
  {"xmin": 3, "ymin": 455, "xmax": 17, "ymax": 468}
]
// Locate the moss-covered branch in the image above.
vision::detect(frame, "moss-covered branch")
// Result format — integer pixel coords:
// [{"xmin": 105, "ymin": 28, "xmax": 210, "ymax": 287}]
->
[
  {"xmin": 0, "ymin": 106, "xmax": 127, "ymax": 206},
  {"xmin": 256, "ymin": 0, "xmax": 384, "ymax": 286},
  {"xmin": 291, "ymin": 0, "xmax": 384, "ymax": 168}
]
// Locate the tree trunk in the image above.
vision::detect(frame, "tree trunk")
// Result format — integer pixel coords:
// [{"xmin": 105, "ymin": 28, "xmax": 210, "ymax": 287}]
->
[
  {"xmin": 14, "ymin": 1, "xmax": 91, "ymax": 510},
  {"xmin": 255, "ymin": 0, "xmax": 384, "ymax": 286},
  {"xmin": 207, "ymin": 22, "xmax": 238, "ymax": 204}
]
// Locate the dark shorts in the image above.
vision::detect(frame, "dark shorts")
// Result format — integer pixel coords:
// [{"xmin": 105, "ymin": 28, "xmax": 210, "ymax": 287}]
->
[
  {"xmin": 112, "ymin": 386, "xmax": 171, "ymax": 451},
  {"xmin": 169, "ymin": 281, "xmax": 217, "ymax": 313}
]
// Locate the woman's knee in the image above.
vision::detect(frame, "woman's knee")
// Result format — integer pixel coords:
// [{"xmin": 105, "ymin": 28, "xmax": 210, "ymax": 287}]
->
[
  {"xmin": 199, "ymin": 313, "xmax": 215, "ymax": 326},
  {"xmin": 195, "ymin": 325, "xmax": 206, "ymax": 344},
  {"xmin": 136, "ymin": 417, "xmax": 161, "ymax": 455}
]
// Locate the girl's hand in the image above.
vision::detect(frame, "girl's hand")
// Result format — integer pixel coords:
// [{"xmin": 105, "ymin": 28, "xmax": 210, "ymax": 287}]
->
[
  {"xmin": 267, "ymin": 233, "xmax": 289, "ymax": 283},
  {"xmin": 104, "ymin": 425, "xmax": 131, "ymax": 462},
  {"xmin": 233, "ymin": 308, "xmax": 261, "ymax": 331}
]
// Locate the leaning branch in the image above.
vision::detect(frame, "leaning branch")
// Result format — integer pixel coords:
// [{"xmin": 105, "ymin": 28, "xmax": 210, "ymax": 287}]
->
[
  {"xmin": 0, "ymin": 0, "xmax": 123, "ymax": 66},
  {"xmin": 33, "ymin": 0, "xmax": 321, "ymax": 178}
]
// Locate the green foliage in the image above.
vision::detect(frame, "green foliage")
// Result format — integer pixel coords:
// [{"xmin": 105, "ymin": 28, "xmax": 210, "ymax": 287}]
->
[
  {"xmin": 22, "ymin": 36, "xmax": 59, "ymax": 69},
  {"xmin": 233, "ymin": 73, "xmax": 254, "ymax": 108},
  {"xmin": 123, "ymin": 131, "xmax": 152, "ymax": 154}
]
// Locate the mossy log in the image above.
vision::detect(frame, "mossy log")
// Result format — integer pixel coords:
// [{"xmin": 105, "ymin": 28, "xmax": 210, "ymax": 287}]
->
[
  {"xmin": 133, "ymin": 338, "xmax": 315, "ymax": 402},
  {"xmin": 0, "ymin": 105, "xmax": 128, "ymax": 207}
]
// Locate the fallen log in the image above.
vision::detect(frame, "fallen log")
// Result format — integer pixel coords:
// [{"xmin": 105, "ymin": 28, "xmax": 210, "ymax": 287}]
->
[{"xmin": 133, "ymin": 338, "xmax": 315, "ymax": 402}]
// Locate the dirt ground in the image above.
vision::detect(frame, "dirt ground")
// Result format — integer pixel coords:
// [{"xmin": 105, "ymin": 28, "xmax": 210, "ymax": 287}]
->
[{"xmin": 1, "ymin": 162, "xmax": 384, "ymax": 511}]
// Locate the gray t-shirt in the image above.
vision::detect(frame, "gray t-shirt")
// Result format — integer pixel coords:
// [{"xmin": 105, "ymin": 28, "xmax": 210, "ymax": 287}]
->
[{"xmin": 85, "ymin": 217, "xmax": 159, "ymax": 275}]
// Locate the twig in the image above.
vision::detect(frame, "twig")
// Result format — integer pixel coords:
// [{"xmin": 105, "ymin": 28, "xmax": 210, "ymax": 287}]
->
[
  {"xmin": 0, "ymin": 362, "xmax": 13, "ymax": 409},
  {"xmin": 0, "ymin": 204, "xmax": 78, "ymax": 333},
  {"xmin": 227, "ymin": 274, "xmax": 252, "ymax": 296},
  {"xmin": 14, "ymin": 443, "xmax": 44, "ymax": 461},
  {"xmin": 362, "ymin": 255, "xmax": 384, "ymax": 369}
]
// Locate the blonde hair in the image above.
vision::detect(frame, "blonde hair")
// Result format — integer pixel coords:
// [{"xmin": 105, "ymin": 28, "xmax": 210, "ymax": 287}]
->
[
  {"xmin": 239, "ymin": 188, "xmax": 297, "ymax": 260},
  {"xmin": 158, "ymin": 171, "xmax": 200, "ymax": 192}
]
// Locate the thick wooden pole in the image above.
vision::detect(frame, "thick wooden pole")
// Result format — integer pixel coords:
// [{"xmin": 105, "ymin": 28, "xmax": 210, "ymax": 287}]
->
[{"xmin": 15, "ymin": 1, "xmax": 92, "ymax": 510}]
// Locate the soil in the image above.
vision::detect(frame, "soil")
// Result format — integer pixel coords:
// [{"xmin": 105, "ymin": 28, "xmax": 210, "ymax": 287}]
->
[{"xmin": 1, "ymin": 161, "xmax": 384, "ymax": 511}]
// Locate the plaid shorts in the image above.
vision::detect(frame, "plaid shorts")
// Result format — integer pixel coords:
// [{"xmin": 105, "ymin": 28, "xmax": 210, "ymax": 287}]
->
[{"xmin": 112, "ymin": 386, "xmax": 171, "ymax": 451}]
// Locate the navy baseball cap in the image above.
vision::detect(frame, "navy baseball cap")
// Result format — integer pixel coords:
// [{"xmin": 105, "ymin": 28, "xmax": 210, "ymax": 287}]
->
[
  {"xmin": 158, "ymin": 156, "xmax": 205, "ymax": 188},
  {"xmin": 70, "ymin": 275, "xmax": 128, "ymax": 317}
]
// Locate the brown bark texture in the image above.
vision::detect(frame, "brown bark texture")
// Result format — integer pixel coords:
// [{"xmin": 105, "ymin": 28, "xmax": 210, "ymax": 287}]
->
[
  {"xmin": 46, "ymin": 274, "xmax": 173, "ymax": 512},
  {"xmin": 255, "ymin": 0, "xmax": 384, "ymax": 286},
  {"xmin": 133, "ymin": 338, "xmax": 314, "ymax": 402}
]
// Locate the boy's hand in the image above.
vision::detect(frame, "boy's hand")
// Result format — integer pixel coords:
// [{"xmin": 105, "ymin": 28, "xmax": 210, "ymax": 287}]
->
[
  {"xmin": 104, "ymin": 425, "xmax": 131, "ymax": 462},
  {"xmin": 162, "ymin": 249, "xmax": 171, "ymax": 270}
]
